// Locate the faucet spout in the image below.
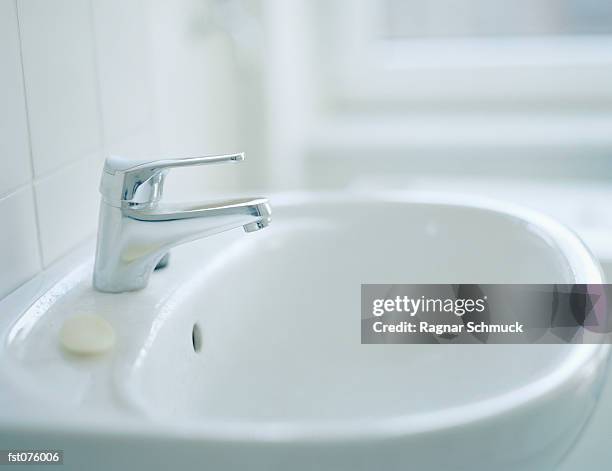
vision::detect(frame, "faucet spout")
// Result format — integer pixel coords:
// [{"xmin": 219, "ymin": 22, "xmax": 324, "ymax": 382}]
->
[
  {"xmin": 93, "ymin": 197, "xmax": 271, "ymax": 293},
  {"xmin": 92, "ymin": 153, "xmax": 271, "ymax": 293}
]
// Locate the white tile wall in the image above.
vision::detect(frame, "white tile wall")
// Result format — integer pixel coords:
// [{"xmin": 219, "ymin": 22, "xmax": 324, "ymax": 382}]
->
[
  {"xmin": 0, "ymin": 0, "xmax": 157, "ymax": 299},
  {"xmin": 0, "ymin": 0, "xmax": 31, "ymax": 197},
  {"xmin": 91, "ymin": 0, "xmax": 153, "ymax": 146},
  {"xmin": 18, "ymin": 0, "xmax": 103, "ymax": 177},
  {"xmin": 34, "ymin": 153, "xmax": 103, "ymax": 266},
  {"xmin": 0, "ymin": 188, "xmax": 41, "ymax": 299}
]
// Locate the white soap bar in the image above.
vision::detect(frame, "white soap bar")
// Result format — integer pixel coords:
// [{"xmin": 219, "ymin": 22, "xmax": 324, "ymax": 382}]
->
[{"xmin": 60, "ymin": 314, "xmax": 115, "ymax": 356}]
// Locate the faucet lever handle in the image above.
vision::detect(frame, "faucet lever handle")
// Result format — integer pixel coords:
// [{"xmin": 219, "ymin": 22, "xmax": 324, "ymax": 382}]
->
[
  {"xmin": 104, "ymin": 152, "xmax": 244, "ymax": 174},
  {"xmin": 100, "ymin": 152, "xmax": 245, "ymax": 206}
]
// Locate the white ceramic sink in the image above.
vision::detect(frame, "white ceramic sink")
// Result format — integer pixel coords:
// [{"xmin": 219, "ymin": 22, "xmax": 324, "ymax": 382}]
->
[{"xmin": 0, "ymin": 192, "xmax": 609, "ymax": 470}]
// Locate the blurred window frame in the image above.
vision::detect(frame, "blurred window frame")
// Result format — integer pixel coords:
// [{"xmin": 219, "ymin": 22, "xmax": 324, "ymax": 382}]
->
[
  {"xmin": 318, "ymin": 0, "xmax": 612, "ymax": 108},
  {"xmin": 264, "ymin": 0, "xmax": 612, "ymax": 188}
]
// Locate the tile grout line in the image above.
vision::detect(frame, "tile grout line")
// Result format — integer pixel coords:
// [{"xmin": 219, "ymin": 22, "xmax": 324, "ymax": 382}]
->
[
  {"xmin": 140, "ymin": 0, "xmax": 162, "ymax": 154},
  {"xmin": 0, "ymin": 181, "xmax": 29, "ymax": 202},
  {"xmin": 31, "ymin": 148, "xmax": 102, "ymax": 185},
  {"xmin": 87, "ymin": 0, "xmax": 109, "ymax": 162},
  {"xmin": 14, "ymin": 0, "xmax": 45, "ymax": 270}
]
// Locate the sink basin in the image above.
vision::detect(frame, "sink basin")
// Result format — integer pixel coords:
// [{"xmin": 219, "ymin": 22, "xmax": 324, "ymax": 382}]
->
[{"xmin": 0, "ymin": 192, "xmax": 608, "ymax": 470}]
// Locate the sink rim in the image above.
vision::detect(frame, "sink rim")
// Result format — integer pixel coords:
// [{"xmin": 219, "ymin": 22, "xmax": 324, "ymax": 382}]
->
[
  {"xmin": 0, "ymin": 190, "xmax": 608, "ymax": 444},
  {"xmin": 272, "ymin": 189, "xmax": 604, "ymax": 286}
]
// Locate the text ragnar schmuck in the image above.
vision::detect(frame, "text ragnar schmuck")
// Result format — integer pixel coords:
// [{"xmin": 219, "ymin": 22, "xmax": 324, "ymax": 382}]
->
[{"xmin": 371, "ymin": 295, "xmax": 524, "ymax": 335}]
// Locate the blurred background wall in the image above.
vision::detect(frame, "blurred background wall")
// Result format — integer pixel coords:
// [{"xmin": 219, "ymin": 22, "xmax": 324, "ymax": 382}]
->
[{"xmin": 2, "ymin": 0, "xmax": 612, "ymax": 299}]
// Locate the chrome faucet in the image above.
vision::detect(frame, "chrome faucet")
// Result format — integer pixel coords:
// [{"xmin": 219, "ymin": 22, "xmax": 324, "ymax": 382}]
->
[{"xmin": 93, "ymin": 153, "xmax": 271, "ymax": 293}]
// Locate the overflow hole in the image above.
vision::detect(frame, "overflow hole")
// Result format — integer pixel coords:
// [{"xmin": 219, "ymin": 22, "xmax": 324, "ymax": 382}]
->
[{"xmin": 192, "ymin": 323, "xmax": 203, "ymax": 353}]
